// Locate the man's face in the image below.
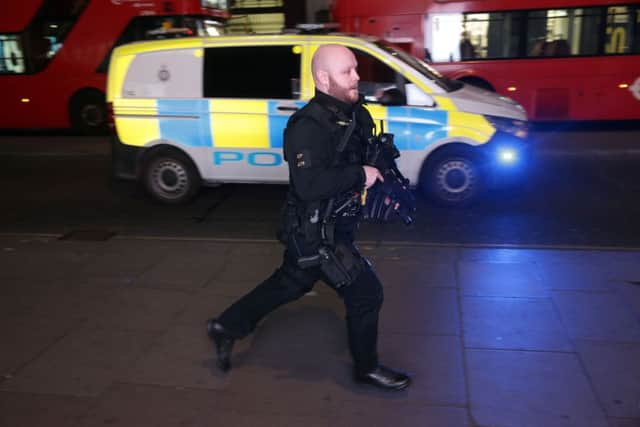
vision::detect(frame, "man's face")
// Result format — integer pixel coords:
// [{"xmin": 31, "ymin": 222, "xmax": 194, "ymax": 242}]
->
[{"xmin": 326, "ymin": 50, "xmax": 360, "ymax": 104}]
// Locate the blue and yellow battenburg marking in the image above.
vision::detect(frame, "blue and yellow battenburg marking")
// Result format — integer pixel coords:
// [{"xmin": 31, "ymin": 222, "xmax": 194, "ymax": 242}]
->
[
  {"xmin": 115, "ymin": 99, "xmax": 305, "ymax": 149},
  {"xmin": 158, "ymin": 99, "xmax": 211, "ymax": 147},
  {"xmin": 114, "ymin": 98, "xmax": 493, "ymax": 155}
]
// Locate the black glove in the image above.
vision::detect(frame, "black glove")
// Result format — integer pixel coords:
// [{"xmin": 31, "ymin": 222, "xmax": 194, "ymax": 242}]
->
[{"xmin": 363, "ymin": 186, "xmax": 399, "ymax": 223}]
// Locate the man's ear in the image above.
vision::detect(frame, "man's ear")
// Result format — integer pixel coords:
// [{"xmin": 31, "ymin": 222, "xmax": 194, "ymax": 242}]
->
[{"xmin": 316, "ymin": 69, "xmax": 329, "ymax": 89}]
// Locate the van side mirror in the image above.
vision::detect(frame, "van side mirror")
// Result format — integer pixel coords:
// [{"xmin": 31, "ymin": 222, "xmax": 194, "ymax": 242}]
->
[
  {"xmin": 378, "ymin": 88, "xmax": 406, "ymax": 106},
  {"xmin": 405, "ymin": 83, "xmax": 435, "ymax": 107}
]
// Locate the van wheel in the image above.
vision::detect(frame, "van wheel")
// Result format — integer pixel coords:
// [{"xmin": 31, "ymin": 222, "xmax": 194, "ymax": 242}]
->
[
  {"xmin": 422, "ymin": 153, "xmax": 482, "ymax": 206},
  {"xmin": 143, "ymin": 151, "xmax": 201, "ymax": 204},
  {"xmin": 69, "ymin": 89, "xmax": 107, "ymax": 135}
]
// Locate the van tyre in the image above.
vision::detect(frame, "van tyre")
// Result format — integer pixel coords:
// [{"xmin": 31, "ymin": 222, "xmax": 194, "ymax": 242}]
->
[
  {"xmin": 69, "ymin": 89, "xmax": 107, "ymax": 135},
  {"xmin": 422, "ymin": 153, "xmax": 481, "ymax": 206},
  {"xmin": 143, "ymin": 151, "xmax": 201, "ymax": 204}
]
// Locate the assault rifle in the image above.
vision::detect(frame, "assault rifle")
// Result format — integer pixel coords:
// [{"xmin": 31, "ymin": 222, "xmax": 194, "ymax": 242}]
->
[{"xmin": 362, "ymin": 126, "xmax": 416, "ymax": 225}]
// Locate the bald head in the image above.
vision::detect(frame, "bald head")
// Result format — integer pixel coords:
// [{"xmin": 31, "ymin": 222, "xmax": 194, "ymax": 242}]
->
[{"xmin": 311, "ymin": 44, "xmax": 360, "ymax": 104}]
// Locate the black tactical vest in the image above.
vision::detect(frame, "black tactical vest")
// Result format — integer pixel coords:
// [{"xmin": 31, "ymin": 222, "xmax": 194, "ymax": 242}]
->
[{"xmin": 277, "ymin": 98, "xmax": 374, "ymax": 245}]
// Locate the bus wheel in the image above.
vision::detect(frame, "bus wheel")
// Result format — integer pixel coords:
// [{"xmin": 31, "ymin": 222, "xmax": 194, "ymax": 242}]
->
[
  {"xmin": 143, "ymin": 150, "xmax": 201, "ymax": 204},
  {"xmin": 422, "ymin": 152, "xmax": 482, "ymax": 206},
  {"xmin": 69, "ymin": 89, "xmax": 107, "ymax": 135}
]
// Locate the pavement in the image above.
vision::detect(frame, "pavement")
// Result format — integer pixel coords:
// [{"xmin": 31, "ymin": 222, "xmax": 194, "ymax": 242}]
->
[{"xmin": 0, "ymin": 233, "xmax": 639, "ymax": 427}]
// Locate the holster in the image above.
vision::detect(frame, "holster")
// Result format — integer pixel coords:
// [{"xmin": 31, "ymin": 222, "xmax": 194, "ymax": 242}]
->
[{"xmin": 297, "ymin": 242, "xmax": 364, "ymax": 289}]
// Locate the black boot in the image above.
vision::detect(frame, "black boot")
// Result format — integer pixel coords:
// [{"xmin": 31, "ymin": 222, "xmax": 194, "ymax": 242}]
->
[
  {"xmin": 355, "ymin": 365, "xmax": 411, "ymax": 390},
  {"xmin": 207, "ymin": 318, "xmax": 235, "ymax": 372}
]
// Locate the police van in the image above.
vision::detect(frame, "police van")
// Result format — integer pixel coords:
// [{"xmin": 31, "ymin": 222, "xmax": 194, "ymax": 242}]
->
[{"xmin": 107, "ymin": 32, "xmax": 528, "ymax": 206}]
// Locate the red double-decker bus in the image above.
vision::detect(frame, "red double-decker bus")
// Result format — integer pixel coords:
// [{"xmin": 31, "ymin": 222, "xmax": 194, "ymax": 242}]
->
[
  {"xmin": 332, "ymin": 0, "xmax": 640, "ymax": 121},
  {"xmin": 0, "ymin": 0, "xmax": 229, "ymax": 133}
]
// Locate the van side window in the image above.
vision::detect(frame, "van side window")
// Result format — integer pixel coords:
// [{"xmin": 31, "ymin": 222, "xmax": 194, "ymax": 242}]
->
[
  {"xmin": 204, "ymin": 45, "xmax": 301, "ymax": 99},
  {"xmin": 349, "ymin": 48, "xmax": 406, "ymax": 106}
]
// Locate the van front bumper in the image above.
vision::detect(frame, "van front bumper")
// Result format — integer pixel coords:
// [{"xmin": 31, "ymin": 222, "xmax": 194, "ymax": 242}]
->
[{"xmin": 481, "ymin": 131, "xmax": 530, "ymax": 188}]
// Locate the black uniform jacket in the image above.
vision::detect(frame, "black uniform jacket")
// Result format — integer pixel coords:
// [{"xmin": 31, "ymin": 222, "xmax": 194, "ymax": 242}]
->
[{"xmin": 284, "ymin": 90, "xmax": 374, "ymax": 203}]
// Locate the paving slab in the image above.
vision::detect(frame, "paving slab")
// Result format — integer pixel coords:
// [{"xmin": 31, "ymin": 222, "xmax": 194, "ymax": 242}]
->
[
  {"xmin": 366, "ymin": 244, "xmax": 459, "ymax": 263},
  {"xmin": 459, "ymin": 261, "xmax": 547, "ymax": 298},
  {"xmin": 79, "ymin": 249, "xmax": 162, "ymax": 282},
  {"xmin": 575, "ymin": 340, "xmax": 640, "ymax": 418},
  {"xmin": 79, "ymin": 287, "xmax": 193, "ymax": 332},
  {"xmin": 462, "ymin": 296, "xmax": 573, "ymax": 352},
  {"xmin": 367, "ymin": 333, "xmax": 466, "ymax": 406},
  {"xmin": 328, "ymin": 400, "xmax": 471, "ymax": 427},
  {"xmin": 0, "ymin": 240, "xmax": 94, "ymax": 282},
  {"xmin": 467, "ymin": 349, "xmax": 609, "ymax": 427},
  {"xmin": 459, "ymin": 247, "xmax": 586, "ymax": 264},
  {"xmin": 0, "ymin": 313, "xmax": 79, "ymax": 378},
  {"xmin": 222, "ymin": 298, "xmax": 350, "ymax": 399},
  {"xmin": 0, "ymin": 324, "xmax": 156, "ymax": 397},
  {"xmin": 125, "ymin": 323, "xmax": 239, "ymax": 391},
  {"xmin": 611, "ymin": 281, "xmax": 640, "ymax": 319},
  {"xmin": 204, "ymin": 276, "xmax": 278, "ymax": 298},
  {"xmin": 1, "ymin": 281, "xmax": 108, "ymax": 321},
  {"xmin": 0, "ymin": 391, "xmax": 91, "ymax": 427},
  {"xmin": 539, "ymin": 262, "xmax": 616, "ymax": 291},
  {"xmin": 607, "ymin": 418, "xmax": 640, "ymax": 427},
  {"xmin": 134, "ymin": 249, "xmax": 227, "ymax": 290},
  {"xmin": 552, "ymin": 291, "xmax": 640, "ymax": 342},
  {"xmin": 267, "ymin": 330, "xmax": 466, "ymax": 407},
  {"xmin": 211, "ymin": 243, "xmax": 284, "ymax": 284},
  {"xmin": 373, "ymin": 259, "xmax": 456, "ymax": 287},
  {"xmin": 76, "ymin": 383, "xmax": 224, "ymax": 427},
  {"xmin": 0, "ymin": 279, "xmax": 78, "ymax": 318},
  {"xmin": 380, "ymin": 286, "xmax": 460, "ymax": 336},
  {"xmin": 173, "ymin": 289, "xmax": 244, "ymax": 327},
  {"xmin": 214, "ymin": 386, "xmax": 336, "ymax": 419}
]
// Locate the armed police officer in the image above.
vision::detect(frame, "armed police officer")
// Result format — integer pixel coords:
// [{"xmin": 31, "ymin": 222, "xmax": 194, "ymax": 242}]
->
[{"xmin": 207, "ymin": 44, "xmax": 411, "ymax": 391}]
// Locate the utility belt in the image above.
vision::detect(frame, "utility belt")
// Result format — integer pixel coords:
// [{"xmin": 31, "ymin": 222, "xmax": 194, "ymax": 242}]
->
[{"xmin": 277, "ymin": 193, "xmax": 365, "ymax": 289}]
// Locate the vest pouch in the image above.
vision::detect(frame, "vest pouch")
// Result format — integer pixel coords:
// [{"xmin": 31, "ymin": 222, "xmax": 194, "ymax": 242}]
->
[
  {"xmin": 299, "ymin": 201, "xmax": 324, "ymax": 248},
  {"xmin": 276, "ymin": 199, "xmax": 299, "ymax": 244}
]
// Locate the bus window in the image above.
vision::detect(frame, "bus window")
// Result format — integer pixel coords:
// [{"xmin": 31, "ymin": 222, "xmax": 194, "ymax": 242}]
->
[
  {"xmin": 571, "ymin": 8, "xmax": 601, "ymax": 56},
  {"xmin": 0, "ymin": 34, "xmax": 26, "ymax": 74},
  {"xmin": 606, "ymin": 6, "xmax": 632, "ymax": 54},
  {"xmin": 635, "ymin": 8, "xmax": 640, "ymax": 53},
  {"xmin": 527, "ymin": 8, "xmax": 602, "ymax": 57},
  {"xmin": 462, "ymin": 12, "xmax": 523, "ymax": 59},
  {"xmin": 430, "ymin": 12, "xmax": 523, "ymax": 61},
  {"xmin": 26, "ymin": 0, "xmax": 90, "ymax": 72}
]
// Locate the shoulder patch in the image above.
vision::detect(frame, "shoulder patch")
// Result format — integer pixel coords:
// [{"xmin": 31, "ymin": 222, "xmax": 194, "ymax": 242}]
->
[{"xmin": 295, "ymin": 150, "xmax": 311, "ymax": 169}]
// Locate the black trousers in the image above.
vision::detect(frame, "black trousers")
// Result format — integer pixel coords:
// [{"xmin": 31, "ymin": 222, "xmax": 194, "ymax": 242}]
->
[{"xmin": 216, "ymin": 234, "xmax": 384, "ymax": 375}]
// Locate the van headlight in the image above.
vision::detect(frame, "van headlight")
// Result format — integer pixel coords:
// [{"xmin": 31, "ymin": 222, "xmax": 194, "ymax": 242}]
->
[
  {"xmin": 497, "ymin": 148, "xmax": 517, "ymax": 164},
  {"xmin": 485, "ymin": 115, "xmax": 528, "ymax": 139}
]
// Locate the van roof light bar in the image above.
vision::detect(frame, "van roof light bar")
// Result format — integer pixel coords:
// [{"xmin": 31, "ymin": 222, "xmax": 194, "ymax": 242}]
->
[{"xmin": 293, "ymin": 22, "xmax": 339, "ymax": 34}]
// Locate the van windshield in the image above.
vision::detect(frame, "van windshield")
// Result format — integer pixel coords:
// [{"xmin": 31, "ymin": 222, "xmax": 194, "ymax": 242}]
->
[{"xmin": 374, "ymin": 41, "xmax": 462, "ymax": 92}]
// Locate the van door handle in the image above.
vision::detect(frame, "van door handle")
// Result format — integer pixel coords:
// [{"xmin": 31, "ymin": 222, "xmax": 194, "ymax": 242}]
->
[{"xmin": 277, "ymin": 106, "xmax": 300, "ymax": 112}]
